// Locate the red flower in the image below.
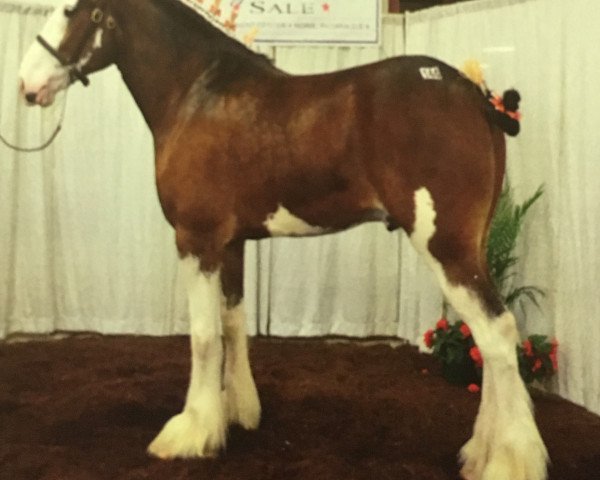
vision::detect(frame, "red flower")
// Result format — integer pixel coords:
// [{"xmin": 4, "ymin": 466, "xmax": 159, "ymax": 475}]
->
[
  {"xmin": 533, "ymin": 358, "xmax": 543, "ymax": 372},
  {"xmin": 550, "ymin": 339, "xmax": 559, "ymax": 355},
  {"xmin": 423, "ymin": 329, "xmax": 435, "ymax": 348},
  {"xmin": 469, "ymin": 346, "xmax": 483, "ymax": 368},
  {"xmin": 467, "ymin": 383, "xmax": 480, "ymax": 393},
  {"xmin": 460, "ymin": 323, "xmax": 471, "ymax": 338},
  {"xmin": 523, "ymin": 339, "xmax": 534, "ymax": 357},
  {"xmin": 436, "ymin": 318, "xmax": 450, "ymax": 331}
]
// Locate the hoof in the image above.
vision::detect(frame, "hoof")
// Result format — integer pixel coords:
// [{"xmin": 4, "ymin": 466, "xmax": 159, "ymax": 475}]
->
[
  {"xmin": 224, "ymin": 371, "xmax": 261, "ymax": 430},
  {"xmin": 460, "ymin": 418, "xmax": 548, "ymax": 480},
  {"xmin": 148, "ymin": 408, "xmax": 226, "ymax": 460}
]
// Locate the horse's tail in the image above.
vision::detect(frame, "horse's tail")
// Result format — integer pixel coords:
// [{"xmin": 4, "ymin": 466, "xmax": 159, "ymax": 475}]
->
[
  {"xmin": 484, "ymin": 89, "xmax": 521, "ymax": 136},
  {"xmin": 460, "ymin": 60, "xmax": 522, "ymax": 137}
]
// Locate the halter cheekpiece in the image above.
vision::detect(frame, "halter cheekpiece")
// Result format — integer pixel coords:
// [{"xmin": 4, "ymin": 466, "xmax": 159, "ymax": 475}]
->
[{"xmin": 36, "ymin": 6, "xmax": 116, "ymax": 88}]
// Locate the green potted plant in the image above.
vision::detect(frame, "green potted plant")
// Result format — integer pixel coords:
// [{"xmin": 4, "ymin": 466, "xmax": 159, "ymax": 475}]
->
[{"xmin": 486, "ymin": 183, "xmax": 545, "ymax": 310}]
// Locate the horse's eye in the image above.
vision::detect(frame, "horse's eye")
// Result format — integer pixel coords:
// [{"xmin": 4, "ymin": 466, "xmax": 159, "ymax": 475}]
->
[{"xmin": 64, "ymin": 7, "xmax": 75, "ymax": 18}]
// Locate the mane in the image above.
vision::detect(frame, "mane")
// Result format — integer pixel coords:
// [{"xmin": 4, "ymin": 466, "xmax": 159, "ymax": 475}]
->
[{"xmin": 149, "ymin": 0, "xmax": 275, "ymax": 73}]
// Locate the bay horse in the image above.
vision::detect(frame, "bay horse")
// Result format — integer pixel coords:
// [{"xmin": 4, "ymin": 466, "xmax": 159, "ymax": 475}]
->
[{"xmin": 18, "ymin": 1, "xmax": 547, "ymax": 479}]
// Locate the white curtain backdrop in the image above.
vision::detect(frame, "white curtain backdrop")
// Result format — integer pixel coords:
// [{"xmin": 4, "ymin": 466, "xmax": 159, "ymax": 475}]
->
[{"xmin": 1, "ymin": 0, "xmax": 599, "ymax": 415}]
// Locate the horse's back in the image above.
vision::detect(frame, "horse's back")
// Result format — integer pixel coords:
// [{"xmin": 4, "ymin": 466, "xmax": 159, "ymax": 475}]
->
[{"xmin": 277, "ymin": 55, "xmax": 501, "ymax": 231}]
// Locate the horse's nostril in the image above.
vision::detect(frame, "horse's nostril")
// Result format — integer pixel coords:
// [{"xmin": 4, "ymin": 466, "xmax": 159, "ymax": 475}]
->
[{"xmin": 25, "ymin": 92, "xmax": 37, "ymax": 103}]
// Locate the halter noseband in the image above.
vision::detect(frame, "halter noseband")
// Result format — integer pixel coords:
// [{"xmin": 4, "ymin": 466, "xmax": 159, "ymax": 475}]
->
[
  {"xmin": 35, "ymin": 7, "xmax": 116, "ymax": 88},
  {"xmin": 36, "ymin": 34, "xmax": 90, "ymax": 86}
]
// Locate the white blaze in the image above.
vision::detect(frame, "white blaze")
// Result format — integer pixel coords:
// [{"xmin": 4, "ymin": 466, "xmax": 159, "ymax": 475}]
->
[{"xmin": 19, "ymin": 1, "xmax": 77, "ymax": 106}]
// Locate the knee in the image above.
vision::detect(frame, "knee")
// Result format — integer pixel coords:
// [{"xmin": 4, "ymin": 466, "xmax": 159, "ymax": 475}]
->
[
  {"xmin": 476, "ymin": 312, "xmax": 520, "ymax": 365},
  {"xmin": 191, "ymin": 331, "xmax": 222, "ymax": 358},
  {"xmin": 493, "ymin": 311, "xmax": 519, "ymax": 345}
]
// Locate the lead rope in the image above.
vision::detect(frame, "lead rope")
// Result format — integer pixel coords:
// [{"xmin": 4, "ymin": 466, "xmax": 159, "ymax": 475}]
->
[{"xmin": 0, "ymin": 92, "xmax": 68, "ymax": 153}]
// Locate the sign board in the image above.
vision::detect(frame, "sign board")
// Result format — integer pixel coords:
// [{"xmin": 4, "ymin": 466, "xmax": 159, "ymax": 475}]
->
[{"xmin": 179, "ymin": 0, "xmax": 381, "ymax": 47}]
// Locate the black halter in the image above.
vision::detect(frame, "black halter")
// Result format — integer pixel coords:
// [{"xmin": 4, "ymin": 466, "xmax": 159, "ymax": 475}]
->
[
  {"xmin": 34, "ymin": 6, "xmax": 117, "ymax": 88},
  {"xmin": 35, "ymin": 34, "xmax": 90, "ymax": 87}
]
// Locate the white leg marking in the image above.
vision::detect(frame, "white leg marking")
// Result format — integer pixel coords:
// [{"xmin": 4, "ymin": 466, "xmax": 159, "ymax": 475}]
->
[
  {"xmin": 458, "ymin": 312, "xmax": 548, "ymax": 480},
  {"xmin": 410, "ymin": 187, "xmax": 548, "ymax": 480},
  {"xmin": 222, "ymin": 300, "xmax": 261, "ymax": 429},
  {"xmin": 264, "ymin": 204, "xmax": 325, "ymax": 236},
  {"xmin": 410, "ymin": 187, "xmax": 437, "ymax": 254},
  {"xmin": 148, "ymin": 257, "xmax": 226, "ymax": 459}
]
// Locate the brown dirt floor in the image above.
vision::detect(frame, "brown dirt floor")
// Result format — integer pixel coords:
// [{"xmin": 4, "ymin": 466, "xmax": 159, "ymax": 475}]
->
[{"xmin": 1, "ymin": 336, "xmax": 599, "ymax": 480}]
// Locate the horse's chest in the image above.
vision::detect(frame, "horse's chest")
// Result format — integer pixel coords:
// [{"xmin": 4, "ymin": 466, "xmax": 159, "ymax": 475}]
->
[{"xmin": 154, "ymin": 150, "xmax": 220, "ymax": 227}]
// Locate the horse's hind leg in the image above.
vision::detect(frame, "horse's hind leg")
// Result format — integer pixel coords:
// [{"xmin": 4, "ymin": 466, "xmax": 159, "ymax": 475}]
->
[{"xmin": 409, "ymin": 188, "xmax": 548, "ymax": 480}]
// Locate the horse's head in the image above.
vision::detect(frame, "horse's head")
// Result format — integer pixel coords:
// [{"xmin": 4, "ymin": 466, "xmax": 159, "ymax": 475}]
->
[{"xmin": 19, "ymin": 0, "xmax": 118, "ymax": 107}]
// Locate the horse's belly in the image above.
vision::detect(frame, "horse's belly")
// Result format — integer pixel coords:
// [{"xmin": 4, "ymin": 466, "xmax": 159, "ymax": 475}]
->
[
  {"xmin": 262, "ymin": 199, "xmax": 389, "ymax": 238},
  {"xmin": 264, "ymin": 204, "xmax": 327, "ymax": 237}
]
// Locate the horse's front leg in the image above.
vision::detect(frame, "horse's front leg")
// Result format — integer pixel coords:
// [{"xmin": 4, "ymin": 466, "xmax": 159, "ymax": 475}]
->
[
  {"xmin": 221, "ymin": 241, "xmax": 261, "ymax": 430},
  {"xmin": 148, "ymin": 255, "xmax": 226, "ymax": 459}
]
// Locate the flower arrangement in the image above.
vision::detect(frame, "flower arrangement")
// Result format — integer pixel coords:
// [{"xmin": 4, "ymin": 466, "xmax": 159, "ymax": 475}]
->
[
  {"xmin": 423, "ymin": 183, "xmax": 558, "ymax": 390},
  {"xmin": 424, "ymin": 319, "xmax": 480, "ymax": 386},
  {"xmin": 424, "ymin": 319, "xmax": 558, "ymax": 388},
  {"xmin": 519, "ymin": 335, "xmax": 559, "ymax": 384}
]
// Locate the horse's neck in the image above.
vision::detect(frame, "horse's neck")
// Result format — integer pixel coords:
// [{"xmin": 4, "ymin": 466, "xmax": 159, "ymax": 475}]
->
[
  {"xmin": 116, "ymin": 48, "xmax": 199, "ymax": 140},
  {"xmin": 111, "ymin": 1, "xmax": 226, "ymax": 139}
]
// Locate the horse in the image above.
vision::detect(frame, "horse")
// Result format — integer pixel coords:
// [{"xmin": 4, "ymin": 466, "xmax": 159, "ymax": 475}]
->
[{"xmin": 18, "ymin": 1, "xmax": 548, "ymax": 479}]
